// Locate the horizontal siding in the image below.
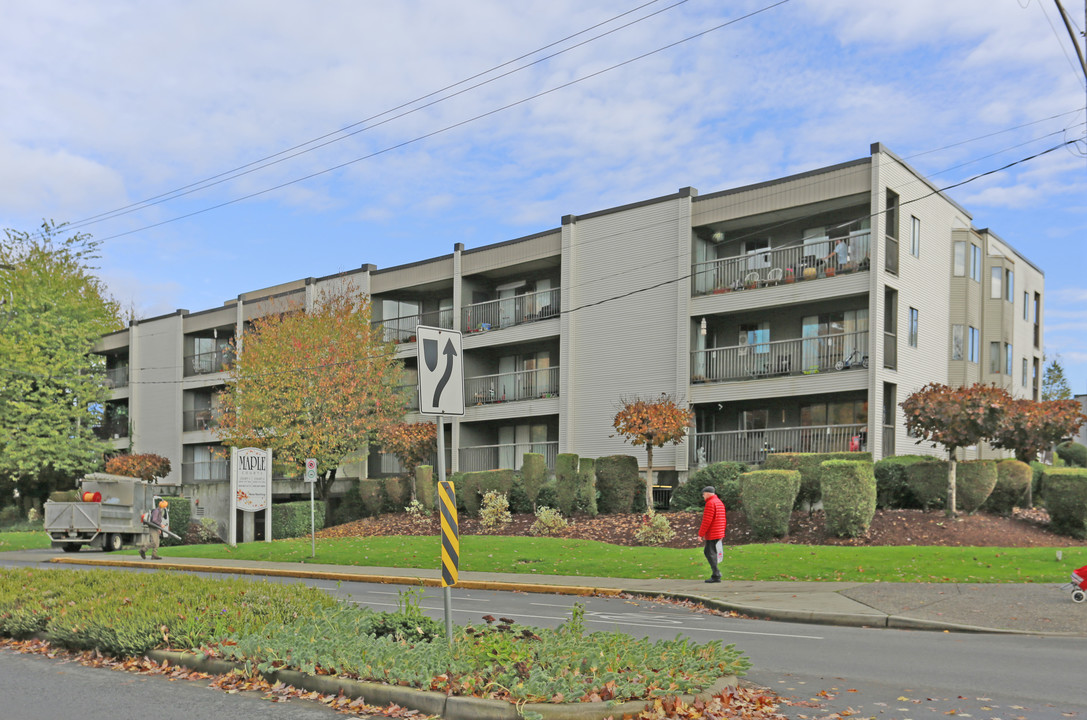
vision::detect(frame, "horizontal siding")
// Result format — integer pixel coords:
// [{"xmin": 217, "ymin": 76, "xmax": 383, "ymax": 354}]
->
[
  {"xmin": 690, "ymin": 273, "xmax": 869, "ymax": 316},
  {"xmin": 182, "ymin": 306, "xmax": 237, "ymax": 333},
  {"xmin": 461, "ymin": 231, "xmax": 562, "ymax": 275},
  {"xmin": 462, "ymin": 318, "xmax": 560, "ymax": 349},
  {"xmin": 371, "ymin": 257, "xmax": 454, "ymax": 293},
  {"xmin": 462, "ymin": 397, "xmax": 561, "ymax": 422},
  {"xmin": 689, "ymin": 369, "xmax": 869, "ymax": 404}
]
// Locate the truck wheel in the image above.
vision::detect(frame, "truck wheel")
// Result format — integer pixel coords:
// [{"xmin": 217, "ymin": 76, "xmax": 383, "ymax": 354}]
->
[
  {"xmin": 61, "ymin": 543, "xmax": 81, "ymax": 553},
  {"xmin": 1073, "ymin": 590, "xmax": 1086, "ymax": 603},
  {"xmin": 105, "ymin": 534, "xmax": 123, "ymax": 552}
]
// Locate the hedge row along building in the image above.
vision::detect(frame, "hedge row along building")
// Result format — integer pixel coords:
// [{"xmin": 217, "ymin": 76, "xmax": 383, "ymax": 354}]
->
[{"xmin": 93, "ymin": 143, "xmax": 1044, "ymax": 535}]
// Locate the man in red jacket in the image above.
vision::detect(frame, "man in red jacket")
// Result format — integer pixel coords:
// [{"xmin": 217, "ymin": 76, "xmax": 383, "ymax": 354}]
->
[{"xmin": 698, "ymin": 486, "xmax": 727, "ymax": 583}]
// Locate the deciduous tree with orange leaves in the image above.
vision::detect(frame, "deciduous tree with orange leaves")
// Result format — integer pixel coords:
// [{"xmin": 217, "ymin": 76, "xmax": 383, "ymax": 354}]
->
[
  {"xmin": 216, "ymin": 285, "xmax": 406, "ymax": 501},
  {"xmin": 104, "ymin": 453, "xmax": 172, "ymax": 483},
  {"xmin": 376, "ymin": 421, "xmax": 436, "ymax": 501},
  {"xmin": 612, "ymin": 393, "xmax": 693, "ymax": 509}
]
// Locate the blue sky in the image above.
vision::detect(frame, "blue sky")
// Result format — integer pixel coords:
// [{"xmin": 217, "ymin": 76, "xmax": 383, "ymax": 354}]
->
[{"xmin": 2, "ymin": 0, "xmax": 1085, "ymax": 392}]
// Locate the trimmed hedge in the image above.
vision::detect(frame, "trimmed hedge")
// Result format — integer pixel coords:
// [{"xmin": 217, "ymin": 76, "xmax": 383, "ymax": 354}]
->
[
  {"xmin": 955, "ymin": 460, "xmax": 997, "ymax": 515},
  {"xmin": 673, "ymin": 462, "xmax": 747, "ymax": 512},
  {"xmin": 554, "ymin": 454, "xmax": 580, "ymax": 515},
  {"xmin": 739, "ymin": 469, "xmax": 801, "ymax": 540},
  {"xmin": 271, "ymin": 500, "xmax": 325, "ymax": 539},
  {"xmin": 358, "ymin": 479, "xmax": 387, "ymax": 518},
  {"xmin": 1056, "ymin": 441, "xmax": 1087, "ymax": 468},
  {"xmin": 1043, "ymin": 467, "xmax": 1087, "ymax": 539},
  {"xmin": 577, "ymin": 457, "xmax": 598, "ymax": 516},
  {"xmin": 764, "ymin": 452, "xmax": 872, "ymax": 511},
  {"xmin": 521, "ymin": 453, "xmax": 547, "ymax": 510},
  {"xmin": 985, "ymin": 459, "xmax": 1032, "ymax": 516},
  {"xmin": 873, "ymin": 455, "xmax": 930, "ymax": 509},
  {"xmin": 905, "ymin": 460, "xmax": 948, "ymax": 511},
  {"xmin": 461, "ymin": 470, "xmax": 516, "ymax": 516},
  {"xmin": 595, "ymin": 455, "xmax": 642, "ymax": 514},
  {"xmin": 159, "ymin": 495, "xmax": 190, "ymax": 547},
  {"xmin": 820, "ymin": 460, "xmax": 876, "ymax": 537},
  {"xmin": 416, "ymin": 465, "xmax": 435, "ymax": 510}
]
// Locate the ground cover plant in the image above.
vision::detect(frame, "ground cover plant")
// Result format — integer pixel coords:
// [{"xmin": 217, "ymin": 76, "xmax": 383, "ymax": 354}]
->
[{"xmin": 0, "ymin": 568, "xmax": 749, "ymax": 707}]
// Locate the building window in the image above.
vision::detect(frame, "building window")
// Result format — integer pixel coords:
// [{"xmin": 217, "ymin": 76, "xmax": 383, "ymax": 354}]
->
[
  {"xmin": 1006, "ymin": 343, "xmax": 1013, "ymax": 375},
  {"xmin": 970, "ymin": 245, "xmax": 982, "ymax": 282},
  {"xmin": 952, "ymin": 324, "xmax": 964, "ymax": 361},
  {"xmin": 990, "ymin": 342, "xmax": 1001, "ymax": 374},
  {"xmin": 1005, "ymin": 270, "xmax": 1013, "ymax": 302},
  {"xmin": 953, "ymin": 241, "xmax": 966, "ymax": 276},
  {"xmin": 885, "ymin": 190, "xmax": 899, "ymax": 274},
  {"xmin": 910, "ymin": 216, "xmax": 920, "ymax": 257},
  {"xmin": 1022, "ymin": 357, "xmax": 1028, "ymax": 387},
  {"xmin": 884, "ymin": 287, "xmax": 898, "ymax": 369},
  {"xmin": 908, "ymin": 307, "xmax": 918, "ymax": 347},
  {"xmin": 991, "ymin": 266, "xmax": 1002, "ymax": 299},
  {"xmin": 1023, "ymin": 291, "xmax": 1029, "ymax": 320},
  {"xmin": 969, "ymin": 326, "xmax": 979, "ymax": 363}
]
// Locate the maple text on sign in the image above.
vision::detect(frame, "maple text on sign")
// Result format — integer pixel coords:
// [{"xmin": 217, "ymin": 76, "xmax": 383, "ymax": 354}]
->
[{"xmin": 237, "ymin": 454, "xmax": 268, "ymax": 472}]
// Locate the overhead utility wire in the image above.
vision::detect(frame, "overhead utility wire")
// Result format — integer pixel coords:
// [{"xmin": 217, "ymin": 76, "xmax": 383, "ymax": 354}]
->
[
  {"xmin": 91, "ymin": 0, "xmax": 793, "ymax": 244},
  {"xmin": 33, "ymin": 137, "xmax": 1075, "ymax": 388},
  {"xmin": 59, "ymin": 0, "xmax": 690, "ymax": 233}
]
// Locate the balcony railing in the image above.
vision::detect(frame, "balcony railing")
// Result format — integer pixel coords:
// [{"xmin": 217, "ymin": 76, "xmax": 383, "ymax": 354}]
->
[
  {"xmin": 371, "ymin": 448, "xmax": 451, "ymax": 477},
  {"xmin": 183, "ymin": 408, "xmax": 219, "ymax": 432},
  {"xmin": 691, "ymin": 424, "xmax": 867, "ymax": 466},
  {"xmin": 459, "ymin": 441, "xmax": 558, "ymax": 473},
  {"xmin": 462, "ymin": 287, "xmax": 560, "ymax": 333},
  {"xmin": 693, "ymin": 233, "xmax": 871, "ymax": 296},
  {"xmin": 181, "ymin": 461, "xmax": 229, "ymax": 483},
  {"xmin": 104, "ymin": 366, "xmax": 129, "ymax": 389},
  {"xmin": 465, "ymin": 366, "xmax": 559, "ymax": 405},
  {"xmin": 375, "ymin": 307, "xmax": 454, "ymax": 344},
  {"xmin": 692, "ymin": 331, "xmax": 869, "ymax": 384},
  {"xmin": 184, "ymin": 347, "xmax": 234, "ymax": 376},
  {"xmin": 92, "ymin": 417, "xmax": 129, "ymax": 440}
]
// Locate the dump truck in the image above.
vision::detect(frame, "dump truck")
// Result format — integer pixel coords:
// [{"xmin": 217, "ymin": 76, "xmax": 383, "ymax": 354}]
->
[{"xmin": 44, "ymin": 473, "xmax": 174, "ymax": 552}]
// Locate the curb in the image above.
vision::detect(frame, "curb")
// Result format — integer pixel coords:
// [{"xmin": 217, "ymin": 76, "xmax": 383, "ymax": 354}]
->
[{"xmin": 148, "ymin": 649, "xmax": 737, "ymax": 720}]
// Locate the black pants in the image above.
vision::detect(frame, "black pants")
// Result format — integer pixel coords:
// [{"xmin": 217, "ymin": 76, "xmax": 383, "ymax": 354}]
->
[{"xmin": 703, "ymin": 539, "xmax": 721, "ymax": 579}]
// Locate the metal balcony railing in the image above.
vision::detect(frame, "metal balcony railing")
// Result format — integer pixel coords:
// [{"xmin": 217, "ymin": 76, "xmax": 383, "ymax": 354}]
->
[
  {"xmin": 184, "ymin": 347, "xmax": 234, "ymax": 376},
  {"xmin": 375, "ymin": 307, "xmax": 454, "ymax": 344},
  {"xmin": 104, "ymin": 366, "xmax": 129, "ymax": 389},
  {"xmin": 92, "ymin": 417, "xmax": 129, "ymax": 440},
  {"xmin": 691, "ymin": 424, "xmax": 868, "ymax": 466},
  {"xmin": 692, "ymin": 233, "xmax": 871, "ymax": 296},
  {"xmin": 181, "ymin": 461, "xmax": 229, "ymax": 483},
  {"xmin": 691, "ymin": 331, "xmax": 869, "ymax": 384},
  {"xmin": 459, "ymin": 441, "xmax": 558, "ymax": 472},
  {"xmin": 462, "ymin": 287, "xmax": 560, "ymax": 333},
  {"xmin": 371, "ymin": 448, "xmax": 451, "ymax": 477},
  {"xmin": 182, "ymin": 408, "xmax": 219, "ymax": 432},
  {"xmin": 465, "ymin": 366, "xmax": 559, "ymax": 405}
]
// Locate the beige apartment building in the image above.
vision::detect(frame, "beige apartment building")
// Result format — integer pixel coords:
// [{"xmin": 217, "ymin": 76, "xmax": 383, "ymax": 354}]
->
[{"xmin": 93, "ymin": 143, "xmax": 1045, "ymax": 534}]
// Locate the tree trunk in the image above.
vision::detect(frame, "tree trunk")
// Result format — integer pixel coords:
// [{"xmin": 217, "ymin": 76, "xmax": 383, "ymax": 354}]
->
[
  {"xmin": 945, "ymin": 450, "xmax": 957, "ymax": 518},
  {"xmin": 318, "ymin": 468, "xmax": 337, "ymax": 502},
  {"xmin": 645, "ymin": 445, "xmax": 654, "ymax": 511}
]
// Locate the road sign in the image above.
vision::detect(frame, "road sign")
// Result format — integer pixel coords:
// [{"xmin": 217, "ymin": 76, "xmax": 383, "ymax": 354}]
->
[
  {"xmin": 438, "ymin": 480, "xmax": 459, "ymax": 587},
  {"xmin": 416, "ymin": 326, "xmax": 464, "ymax": 416},
  {"xmin": 304, "ymin": 458, "xmax": 317, "ymax": 483}
]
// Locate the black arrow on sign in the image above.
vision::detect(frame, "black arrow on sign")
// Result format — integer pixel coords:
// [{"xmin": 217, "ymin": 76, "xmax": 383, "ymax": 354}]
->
[{"xmin": 433, "ymin": 338, "xmax": 457, "ymax": 409}]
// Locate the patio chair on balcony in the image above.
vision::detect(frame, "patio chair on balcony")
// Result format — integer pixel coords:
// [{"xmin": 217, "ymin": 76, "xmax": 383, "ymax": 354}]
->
[
  {"xmin": 765, "ymin": 267, "xmax": 783, "ymax": 286},
  {"xmin": 743, "ymin": 271, "xmax": 761, "ymax": 289}
]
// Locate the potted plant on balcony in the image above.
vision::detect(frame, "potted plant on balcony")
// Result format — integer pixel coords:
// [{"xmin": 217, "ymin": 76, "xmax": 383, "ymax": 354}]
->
[
  {"xmin": 691, "ymin": 374, "xmax": 707, "ymax": 384},
  {"xmin": 825, "ymin": 265, "xmax": 836, "ymax": 277},
  {"xmin": 784, "ymin": 268, "xmax": 795, "ymax": 284}
]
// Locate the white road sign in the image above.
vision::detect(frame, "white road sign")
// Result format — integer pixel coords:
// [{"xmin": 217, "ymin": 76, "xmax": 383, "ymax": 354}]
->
[
  {"xmin": 416, "ymin": 326, "xmax": 464, "ymax": 416},
  {"xmin": 304, "ymin": 458, "xmax": 317, "ymax": 483}
]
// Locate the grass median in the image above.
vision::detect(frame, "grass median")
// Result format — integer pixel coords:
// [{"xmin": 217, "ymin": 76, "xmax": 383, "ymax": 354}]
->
[{"xmin": 111, "ymin": 534, "xmax": 1087, "ymax": 584}]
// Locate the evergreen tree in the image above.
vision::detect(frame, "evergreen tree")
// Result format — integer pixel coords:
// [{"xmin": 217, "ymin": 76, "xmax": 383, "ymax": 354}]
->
[{"xmin": 1042, "ymin": 354, "xmax": 1072, "ymax": 401}]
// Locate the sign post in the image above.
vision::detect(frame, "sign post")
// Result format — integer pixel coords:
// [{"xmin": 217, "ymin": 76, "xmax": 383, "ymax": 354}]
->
[
  {"xmin": 305, "ymin": 458, "xmax": 318, "ymax": 557},
  {"xmin": 415, "ymin": 325, "xmax": 464, "ymax": 642}
]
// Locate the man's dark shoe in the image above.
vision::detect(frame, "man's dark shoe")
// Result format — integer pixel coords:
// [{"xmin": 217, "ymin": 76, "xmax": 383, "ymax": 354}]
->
[
  {"xmin": 139, "ymin": 549, "xmax": 146, "ymax": 559},
  {"xmin": 151, "ymin": 555, "xmax": 162, "ymax": 560},
  {"xmin": 705, "ymin": 577, "xmax": 721, "ymax": 583}
]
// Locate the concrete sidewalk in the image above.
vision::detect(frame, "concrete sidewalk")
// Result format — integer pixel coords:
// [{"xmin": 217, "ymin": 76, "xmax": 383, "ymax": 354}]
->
[{"xmin": 49, "ymin": 554, "xmax": 1087, "ymax": 637}]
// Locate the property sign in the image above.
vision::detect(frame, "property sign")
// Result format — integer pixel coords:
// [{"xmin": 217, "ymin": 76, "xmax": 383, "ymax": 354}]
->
[
  {"xmin": 416, "ymin": 326, "xmax": 464, "ymax": 416},
  {"xmin": 232, "ymin": 447, "xmax": 272, "ymax": 511}
]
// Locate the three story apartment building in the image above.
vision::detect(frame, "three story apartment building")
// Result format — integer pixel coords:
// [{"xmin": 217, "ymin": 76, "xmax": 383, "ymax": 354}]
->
[{"xmin": 93, "ymin": 143, "xmax": 1044, "ymax": 530}]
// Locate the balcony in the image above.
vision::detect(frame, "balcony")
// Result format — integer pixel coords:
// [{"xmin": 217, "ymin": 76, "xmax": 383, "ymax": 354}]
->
[
  {"xmin": 371, "ymin": 448, "xmax": 451, "ymax": 477},
  {"xmin": 183, "ymin": 408, "xmax": 219, "ymax": 432},
  {"xmin": 692, "ymin": 424, "xmax": 867, "ymax": 466},
  {"xmin": 462, "ymin": 287, "xmax": 560, "ymax": 334},
  {"xmin": 692, "ymin": 331, "xmax": 869, "ymax": 384},
  {"xmin": 184, "ymin": 347, "xmax": 234, "ymax": 376},
  {"xmin": 459, "ymin": 441, "xmax": 559, "ymax": 473},
  {"xmin": 104, "ymin": 366, "xmax": 129, "ymax": 389},
  {"xmin": 466, "ymin": 366, "xmax": 559, "ymax": 406},
  {"xmin": 181, "ymin": 460, "xmax": 229, "ymax": 483},
  {"xmin": 376, "ymin": 307, "xmax": 454, "ymax": 344},
  {"xmin": 92, "ymin": 417, "xmax": 129, "ymax": 440},
  {"xmin": 693, "ymin": 233, "xmax": 870, "ymax": 296}
]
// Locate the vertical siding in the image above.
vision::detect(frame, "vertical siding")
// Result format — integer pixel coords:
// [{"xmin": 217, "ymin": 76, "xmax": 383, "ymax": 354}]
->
[
  {"xmin": 561, "ymin": 196, "xmax": 690, "ymax": 467},
  {"xmin": 130, "ymin": 313, "xmax": 186, "ymax": 484}
]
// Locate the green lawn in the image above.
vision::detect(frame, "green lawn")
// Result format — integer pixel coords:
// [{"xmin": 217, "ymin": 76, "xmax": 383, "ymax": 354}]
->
[
  {"xmin": 0, "ymin": 531, "xmax": 51, "ymax": 551},
  {"xmin": 147, "ymin": 535, "xmax": 1087, "ymax": 584}
]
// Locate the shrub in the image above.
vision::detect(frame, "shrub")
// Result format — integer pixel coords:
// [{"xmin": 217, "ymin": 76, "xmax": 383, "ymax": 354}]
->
[
  {"xmin": 1043, "ymin": 467, "xmax": 1087, "ymax": 539},
  {"xmin": 1029, "ymin": 461, "xmax": 1048, "ymax": 505},
  {"xmin": 415, "ymin": 465, "xmax": 435, "ymax": 510},
  {"xmin": 764, "ymin": 452, "xmax": 872, "ymax": 511},
  {"xmin": 529, "ymin": 506, "xmax": 568, "ymax": 536},
  {"xmin": 1056, "ymin": 441, "xmax": 1087, "ymax": 468},
  {"xmin": 520, "ymin": 453, "xmax": 547, "ymax": 510},
  {"xmin": 954, "ymin": 460, "xmax": 998, "ymax": 514},
  {"xmin": 905, "ymin": 460, "xmax": 949, "ymax": 511},
  {"xmin": 674, "ymin": 462, "xmax": 747, "ymax": 512},
  {"xmin": 479, "ymin": 491, "xmax": 512, "ymax": 531},
  {"xmin": 271, "ymin": 500, "xmax": 325, "ymax": 539},
  {"xmin": 575, "ymin": 457, "xmax": 598, "ymax": 516},
  {"xmin": 459, "ymin": 470, "xmax": 516, "ymax": 516},
  {"xmin": 382, "ymin": 476, "xmax": 411, "ymax": 514},
  {"xmin": 739, "ymin": 469, "xmax": 800, "ymax": 540},
  {"xmin": 633, "ymin": 509, "xmax": 676, "ymax": 546},
  {"xmin": 873, "ymin": 455, "xmax": 930, "ymax": 509},
  {"xmin": 986, "ymin": 459, "xmax": 1032, "ymax": 516},
  {"xmin": 595, "ymin": 455, "xmax": 642, "ymax": 513},
  {"xmin": 190, "ymin": 517, "xmax": 222, "ymax": 544},
  {"xmin": 404, "ymin": 499, "xmax": 431, "ymax": 528},
  {"xmin": 104, "ymin": 453, "xmax": 171, "ymax": 482},
  {"xmin": 554, "ymin": 453, "xmax": 580, "ymax": 515},
  {"xmin": 820, "ymin": 460, "xmax": 876, "ymax": 537},
  {"xmin": 0, "ymin": 506, "xmax": 22, "ymax": 528},
  {"xmin": 357, "ymin": 479, "xmax": 386, "ymax": 518},
  {"xmin": 360, "ymin": 587, "xmax": 443, "ymax": 643},
  {"xmin": 159, "ymin": 495, "xmax": 189, "ymax": 547}
]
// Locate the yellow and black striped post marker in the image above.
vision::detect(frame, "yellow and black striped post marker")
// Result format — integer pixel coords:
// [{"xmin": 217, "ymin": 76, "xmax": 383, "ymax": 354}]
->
[{"xmin": 439, "ymin": 480, "xmax": 459, "ymax": 587}]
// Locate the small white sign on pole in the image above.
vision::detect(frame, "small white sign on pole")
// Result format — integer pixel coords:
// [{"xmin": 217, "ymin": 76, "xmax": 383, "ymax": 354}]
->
[
  {"xmin": 416, "ymin": 326, "xmax": 464, "ymax": 416},
  {"xmin": 305, "ymin": 458, "xmax": 317, "ymax": 557}
]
